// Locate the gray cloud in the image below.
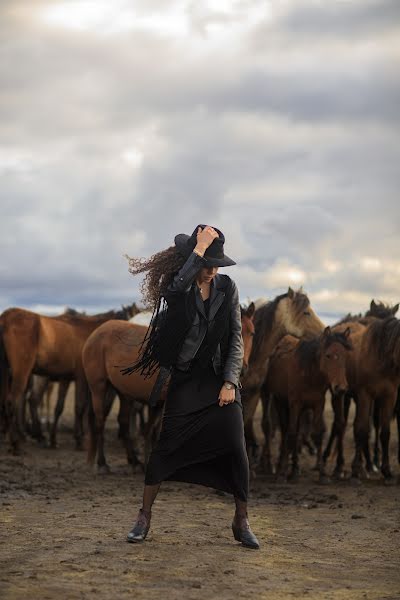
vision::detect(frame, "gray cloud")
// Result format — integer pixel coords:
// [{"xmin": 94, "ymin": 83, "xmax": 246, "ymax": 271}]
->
[{"xmin": 0, "ymin": 0, "xmax": 399, "ymax": 320}]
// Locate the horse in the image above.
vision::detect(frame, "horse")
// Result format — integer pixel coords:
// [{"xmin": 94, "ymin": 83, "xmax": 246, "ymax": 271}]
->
[
  {"xmin": 83, "ymin": 303, "xmax": 257, "ymax": 472},
  {"xmin": 323, "ymin": 300, "xmax": 399, "ymax": 476},
  {"xmin": 240, "ymin": 287, "xmax": 325, "ymax": 464},
  {"xmin": 351, "ymin": 316, "xmax": 400, "ymax": 482},
  {"xmin": 0, "ymin": 303, "xmax": 138, "ymax": 453},
  {"xmin": 264, "ymin": 327, "xmax": 351, "ymax": 482}
]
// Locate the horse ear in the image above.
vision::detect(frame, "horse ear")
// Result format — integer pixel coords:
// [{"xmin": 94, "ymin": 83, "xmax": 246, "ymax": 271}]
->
[
  {"xmin": 343, "ymin": 326, "xmax": 351, "ymax": 338},
  {"xmin": 370, "ymin": 299, "xmax": 377, "ymax": 309},
  {"xmin": 392, "ymin": 303, "xmax": 399, "ymax": 315},
  {"xmin": 247, "ymin": 302, "xmax": 255, "ymax": 319},
  {"xmin": 323, "ymin": 326, "xmax": 332, "ymax": 337},
  {"xmin": 287, "ymin": 287, "xmax": 295, "ymax": 298}
]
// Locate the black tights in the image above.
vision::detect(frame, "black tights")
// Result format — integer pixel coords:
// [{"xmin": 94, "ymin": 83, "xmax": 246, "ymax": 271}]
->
[{"xmin": 141, "ymin": 483, "xmax": 248, "ymax": 521}]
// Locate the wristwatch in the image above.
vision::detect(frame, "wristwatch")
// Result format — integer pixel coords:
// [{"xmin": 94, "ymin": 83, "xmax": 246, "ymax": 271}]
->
[{"xmin": 223, "ymin": 382, "xmax": 235, "ymax": 390}]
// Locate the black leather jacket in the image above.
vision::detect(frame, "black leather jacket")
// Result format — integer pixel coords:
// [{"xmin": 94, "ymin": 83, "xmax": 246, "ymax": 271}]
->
[{"xmin": 165, "ymin": 252, "xmax": 244, "ymax": 387}]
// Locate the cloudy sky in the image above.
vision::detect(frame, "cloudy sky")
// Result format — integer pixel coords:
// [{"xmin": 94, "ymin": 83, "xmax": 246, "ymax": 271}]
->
[{"xmin": 1, "ymin": 0, "xmax": 399, "ymax": 323}]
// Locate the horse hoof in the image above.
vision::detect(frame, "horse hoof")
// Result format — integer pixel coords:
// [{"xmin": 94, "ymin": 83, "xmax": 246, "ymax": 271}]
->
[
  {"xmin": 350, "ymin": 477, "xmax": 362, "ymax": 487},
  {"xmin": 318, "ymin": 475, "xmax": 331, "ymax": 486},
  {"xmin": 97, "ymin": 464, "xmax": 111, "ymax": 475},
  {"xmin": 372, "ymin": 463, "xmax": 380, "ymax": 473},
  {"xmin": 274, "ymin": 474, "xmax": 287, "ymax": 484},
  {"xmin": 38, "ymin": 438, "xmax": 50, "ymax": 449},
  {"xmin": 383, "ymin": 476, "xmax": 395, "ymax": 486},
  {"xmin": 332, "ymin": 469, "xmax": 345, "ymax": 481}
]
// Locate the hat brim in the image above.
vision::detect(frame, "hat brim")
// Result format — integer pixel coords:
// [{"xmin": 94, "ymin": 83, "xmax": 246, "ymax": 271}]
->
[{"xmin": 174, "ymin": 233, "xmax": 236, "ymax": 267}]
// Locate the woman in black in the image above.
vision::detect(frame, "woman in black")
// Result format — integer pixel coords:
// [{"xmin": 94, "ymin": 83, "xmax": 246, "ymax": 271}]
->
[{"xmin": 123, "ymin": 224, "xmax": 259, "ymax": 549}]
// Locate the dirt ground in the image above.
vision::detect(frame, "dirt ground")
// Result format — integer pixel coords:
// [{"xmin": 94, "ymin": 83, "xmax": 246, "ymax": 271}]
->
[{"xmin": 1, "ymin": 392, "xmax": 399, "ymax": 600}]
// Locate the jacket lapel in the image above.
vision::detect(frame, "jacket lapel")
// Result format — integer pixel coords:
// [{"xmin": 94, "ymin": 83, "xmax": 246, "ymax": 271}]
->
[
  {"xmin": 195, "ymin": 285, "xmax": 206, "ymax": 318},
  {"xmin": 208, "ymin": 278, "xmax": 225, "ymax": 321}
]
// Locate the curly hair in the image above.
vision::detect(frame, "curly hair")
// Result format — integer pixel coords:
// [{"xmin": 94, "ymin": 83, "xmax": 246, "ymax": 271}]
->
[{"xmin": 124, "ymin": 246, "xmax": 186, "ymax": 309}]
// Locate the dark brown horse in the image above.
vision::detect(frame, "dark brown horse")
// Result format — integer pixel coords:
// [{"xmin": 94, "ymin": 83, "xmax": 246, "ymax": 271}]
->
[
  {"xmin": 265, "ymin": 327, "xmax": 351, "ymax": 482},
  {"xmin": 83, "ymin": 305, "xmax": 257, "ymax": 472},
  {"xmin": 323, "ymin": 300, "xmax": 399, "ymax": 476},
  {"xmin": 0, "ymin": 303, "xmax": 138, "ymax": 452},
  {"xmin": 241, "ymin": 287, "xmax": 325, "ymax": 462},
  {"xmin": 351, "ymin": 316, "xmax": 400, "ymax": 481}
]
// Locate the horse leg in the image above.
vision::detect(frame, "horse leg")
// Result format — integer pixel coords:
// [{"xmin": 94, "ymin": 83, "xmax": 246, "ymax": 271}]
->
[
  {"xmin": 259, "ymin": 387, "xmax": 274, "ymax": 475},
  {"xmin": 28, "ymin": 376, "xmax": 48, "ymax": 445},
  {"xmin": 301, "ymin": 409, "xmax": 315, "ymax": 456},
  {"xmin": 287, "ymin": 398, "xmax": 301, "ymax": 482},
  {"xmin": 311, "ymin": 401, "xmax": 329, "ymax": 483},
  {"xmin": 8, "ymin": 363, "xmax": 35, "ymax": 453},
  {"xmin": 380, "ymin": 391, "xmax": 396, "ymax": 481},
  {"xmin": 49, "ymin": 381, "xmax": 69, "ymax": 448},
  {"xmin": 330, "ymin": 392, "xmax": 346, "ymax": 479},
  {"xmin": 372, "ymin": 399, "xmax": 380, "ymax": 470},
  {"xmin": 118, "ymin": 395, "xmax": 142, "ymax": 469},
  {"xmin": 274, "ymin": 396, "xmax": 288, "ymax": 481},
  {"xmin": 87, "ymin": 380, "xmax": 108, "ymax": 472},
  {"xmin": 74, "ymin": 372, "xmax": 89, "ymax": 450},
  {"xmin": 351, "ymin": 389, "xmax": 371, "ymax": 481},
  {"xmin": 396, "ymin": 389, "xmax": 400, "ymax": 465}
]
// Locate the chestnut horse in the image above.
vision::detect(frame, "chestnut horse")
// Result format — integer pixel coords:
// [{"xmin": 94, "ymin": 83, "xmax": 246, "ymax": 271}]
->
[
  {"xmin": 265, "ymin": 327, "xmax": 351, "ymax": 482},
  {"xmin": 241, "ymin": 287, "xmax": 325, "ymax": 462},
  {"xmin": 0, "ymin": 303, "xmax": 138, "ymax": 452},
  {"xmin": 83, "ymin": 303, "xmax": 257, "ymax": 471}
]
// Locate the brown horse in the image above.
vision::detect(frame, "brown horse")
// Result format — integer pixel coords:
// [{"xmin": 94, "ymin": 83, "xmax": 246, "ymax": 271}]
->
[
  {"xmin": 351, "ymin": 316, "xmax": 400, "ymax": 481},
  {"xmin": 83, "ymin": 304, "xmax": 257, "ymax": 472},
  {"xmin": 265, "ymin": 327, "xmax": 351, "ymax": 482},
  {"xmin": 0, "ymin": 303, "xmax": 138, "ymax": 453},
  {"xmin": 241, "ymin": 287, "xmax": 325, "ymax": 462},
  {"xmin": 323, "ymin": 300, "xmax": 399, "ymax": 477}
]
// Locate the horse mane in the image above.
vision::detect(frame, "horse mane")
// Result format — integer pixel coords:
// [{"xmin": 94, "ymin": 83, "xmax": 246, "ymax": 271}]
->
[
  {"xmin": 365, "ymin": 301, "xmax": 398, "ymax": 320},
  {"xmin": 250, "ymin": 290, "xmax": 310, "ymax": 362},
  {"xmin": 367, "ymin": 317, "xmax": 400, "ymax": 373},
  {"xmin": 296, "ymin": 330, "xmax": 353, "ymax": 377},
  {"xmin": 334, "ymin": 313, "xmax": 362, "ymax": 326},
  {"xmin": 60, "ymin": 303, "xmax": 138, "ymax": 322}
]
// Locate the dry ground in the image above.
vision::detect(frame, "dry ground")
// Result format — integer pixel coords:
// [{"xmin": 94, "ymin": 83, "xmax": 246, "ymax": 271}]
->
[{"xmin": 1, "ymin": 390, "xmax": 399, "ymax": 600}]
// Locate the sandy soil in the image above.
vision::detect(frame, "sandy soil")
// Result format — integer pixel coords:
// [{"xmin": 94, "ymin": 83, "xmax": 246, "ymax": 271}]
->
[{"xmin": 1, "ymin": 393, "xmax": 399, "ymax": 600}]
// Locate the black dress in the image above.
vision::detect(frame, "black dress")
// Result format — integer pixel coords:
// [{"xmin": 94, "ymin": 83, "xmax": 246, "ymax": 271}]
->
[{"xmin": 144, "ymin": 298, "xmax": 250, "ymax": 501}]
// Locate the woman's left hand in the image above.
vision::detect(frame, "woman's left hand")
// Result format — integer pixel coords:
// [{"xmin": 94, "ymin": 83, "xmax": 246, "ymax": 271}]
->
[{"xmin": 218, "ymin": 385, "xmax": 235, "ymax": 406}]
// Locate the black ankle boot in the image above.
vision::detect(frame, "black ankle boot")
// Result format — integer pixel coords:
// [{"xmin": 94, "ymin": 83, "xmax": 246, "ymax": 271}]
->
[
  {"xmin": 232, "ymin": 514, "xmax": 260, "ymax": 549},
  {"xmin": 126, "ymin": 508, "xmax": 151, "ymax": 543}
]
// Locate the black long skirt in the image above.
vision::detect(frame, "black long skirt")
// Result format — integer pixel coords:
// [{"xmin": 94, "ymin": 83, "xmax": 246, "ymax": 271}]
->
[{"xmin": 144, "ymin": 365, "xmax": 249, "ymax": 501}]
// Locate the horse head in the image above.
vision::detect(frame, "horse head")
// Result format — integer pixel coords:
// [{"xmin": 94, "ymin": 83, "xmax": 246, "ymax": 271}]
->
[
  {"xmin": 275, "ymin": 287, "xmax": 325, "ymax": 339},
  {"xmin": 319, "ymin": 326, "xmax": 352, "ymax": 395}
]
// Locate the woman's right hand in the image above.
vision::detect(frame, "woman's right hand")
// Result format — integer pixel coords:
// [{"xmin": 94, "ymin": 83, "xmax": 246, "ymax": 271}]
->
[{"xmin": 195, "ymin": 225, "xmax": 219, "ymax": 254}]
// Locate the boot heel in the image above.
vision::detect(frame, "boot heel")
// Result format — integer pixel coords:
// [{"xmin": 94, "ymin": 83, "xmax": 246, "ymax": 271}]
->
[{"xmin": 231, "ymin": 523, "xmax": 241, "ymax": 542}]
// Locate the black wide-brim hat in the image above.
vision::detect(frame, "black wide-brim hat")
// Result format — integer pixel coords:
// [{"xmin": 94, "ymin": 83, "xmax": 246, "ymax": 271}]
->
[{"xmin": 174, "ymin": 224, "xmax": 236, "ymax": 267}]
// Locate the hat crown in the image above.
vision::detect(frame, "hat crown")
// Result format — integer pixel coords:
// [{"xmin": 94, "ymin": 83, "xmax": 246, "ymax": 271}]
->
[{"xmin": 174, "ymin": 224, "xmax": 236, "ymax": 267}]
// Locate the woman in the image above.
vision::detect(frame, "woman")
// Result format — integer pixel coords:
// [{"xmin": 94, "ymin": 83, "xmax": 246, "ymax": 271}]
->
[{"xmin": 123, "ymin": 224, "xmax": 259, "ymax": 549}]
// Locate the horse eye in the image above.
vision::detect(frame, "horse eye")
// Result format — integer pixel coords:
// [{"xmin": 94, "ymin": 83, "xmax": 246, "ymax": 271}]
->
[
  {"xmin": 325, "ymin": 353, "xmax": 331, "ymax": 359},
  {"xmin": 304, "ymin": 311, "xmax": 311, "ymax": 316}
]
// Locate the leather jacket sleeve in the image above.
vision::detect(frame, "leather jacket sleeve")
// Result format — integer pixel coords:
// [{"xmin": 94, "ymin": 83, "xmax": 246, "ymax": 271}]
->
[
  {"xmin": 166, "ymin": 252, "xmax": 205, "ymax": 295},
  {"xmin": 223, "ymin": 280, "xmax": 244, "ymax": 387}
]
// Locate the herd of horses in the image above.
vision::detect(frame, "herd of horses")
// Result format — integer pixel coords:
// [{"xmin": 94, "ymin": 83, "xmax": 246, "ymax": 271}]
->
[{"xmin": 0, "ymin": 288, "xmax": 399, "ymax": 487}]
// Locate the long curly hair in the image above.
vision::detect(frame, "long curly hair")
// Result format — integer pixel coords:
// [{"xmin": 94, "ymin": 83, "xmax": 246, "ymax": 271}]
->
[{"xmin": 124, "ymin": 246, "xmax": 187, "ymax": 309}]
